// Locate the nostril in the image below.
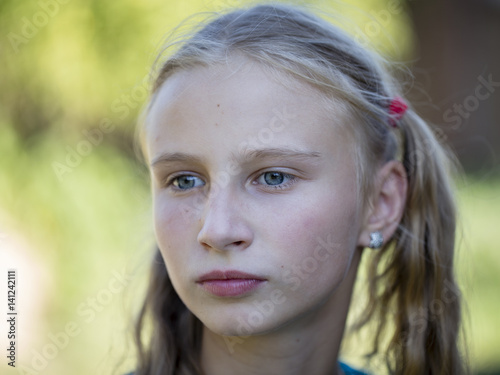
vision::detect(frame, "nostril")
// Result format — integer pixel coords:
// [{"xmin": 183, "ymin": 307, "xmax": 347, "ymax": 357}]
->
[{"xmin": 233, "ymin": 241, "xmax": 243, "ymax": 246}]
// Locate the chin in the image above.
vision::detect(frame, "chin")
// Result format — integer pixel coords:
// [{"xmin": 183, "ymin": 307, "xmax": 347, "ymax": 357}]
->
[
  {"xmin": 202, "ymin": 306, "xmax": 310, "ymax": 342},
  {"xmin": 197, "ymin": 309, "xmax": 277, "ymax": 337}
]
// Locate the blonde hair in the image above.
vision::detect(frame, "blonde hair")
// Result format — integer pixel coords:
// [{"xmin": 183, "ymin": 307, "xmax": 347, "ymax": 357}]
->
[{"xmin": 134, "ymin": 3, "xmax": 466, "ymax": 374}]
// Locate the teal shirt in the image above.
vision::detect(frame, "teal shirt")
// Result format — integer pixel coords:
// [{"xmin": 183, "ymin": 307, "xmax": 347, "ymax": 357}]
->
[{"xmin": 340, "ymin": 361, "xmax": 369, "ymax": 375}]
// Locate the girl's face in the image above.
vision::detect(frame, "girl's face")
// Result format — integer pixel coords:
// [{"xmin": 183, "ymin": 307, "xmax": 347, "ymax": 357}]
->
[{"xmin": 146, "ymin": 58, "xmax": 365, "ymax": 337}]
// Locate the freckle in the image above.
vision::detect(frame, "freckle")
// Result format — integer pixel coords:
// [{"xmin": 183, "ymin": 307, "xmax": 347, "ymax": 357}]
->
[
  {"xmin": 281, "ymin": 265, "xmax": 284, "ymax": 269},
  {"xmin": 217, "ymin": 104, "xmax": 220, "ymax": 107}
]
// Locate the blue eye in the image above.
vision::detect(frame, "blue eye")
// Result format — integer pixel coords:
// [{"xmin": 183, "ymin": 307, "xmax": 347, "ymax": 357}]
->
[
  {"xmin": 171, "ymin": 175, "xmax": 205, "ymax": 190},
  {"xmin": 257, "ymin": 171, "xmax": 296, "ymax": 188},
  {"xmin": 264, "ymin": 172, "xmax": 285, "ymax": 185}
]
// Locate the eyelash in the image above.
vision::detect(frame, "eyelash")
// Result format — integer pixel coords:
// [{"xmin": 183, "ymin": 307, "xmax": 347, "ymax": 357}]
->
[
  {"xmin": 164, "ymin": 174, "xmax": 204, "ymax": 191},
  {"xmin": 164, "ymin": 171, "xmax": 298, "ymax": 191},
  {"xmin": 253, "ymin": 171, "xmax": 297, "ymax": 190}
]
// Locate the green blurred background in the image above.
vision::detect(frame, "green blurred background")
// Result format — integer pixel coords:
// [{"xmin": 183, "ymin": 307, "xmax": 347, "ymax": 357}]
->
[{"xmin": 1, "ymin": 0, "xmax": 499, "ymax": 374}]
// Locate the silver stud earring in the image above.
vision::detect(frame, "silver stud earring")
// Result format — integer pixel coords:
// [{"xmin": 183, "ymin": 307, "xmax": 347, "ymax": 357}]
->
[{"xmin": 369, "ymin": 231, "xmax": 384, "ymax": 249}]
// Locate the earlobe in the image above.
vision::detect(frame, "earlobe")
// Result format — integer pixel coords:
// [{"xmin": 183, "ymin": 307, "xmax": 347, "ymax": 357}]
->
[{"xmin": 358, "ymin": 160, "xmax": 407, "ymax": 248}]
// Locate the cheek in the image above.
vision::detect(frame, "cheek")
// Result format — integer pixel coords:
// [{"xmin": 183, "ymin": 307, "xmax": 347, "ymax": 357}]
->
[
  {"xmin": 271, "ymin": 193, "xmax": 359, "ymax": 254},
  {"xmin": 153, "ymin": 195, "xmax": 198, "ymax": 264},
  {"xmin": 152, "ymin": 195, "xmax": 208, "ymax": 303},
  {"xmin": 264, "ymin": 187, "xmax": 360, "ymax": 289}
]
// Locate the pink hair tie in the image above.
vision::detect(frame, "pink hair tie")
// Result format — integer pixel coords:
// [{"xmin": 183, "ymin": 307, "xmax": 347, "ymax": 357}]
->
[{"xmin": 388, "ymin": 96, "xmax": 408, "ymax": 128}]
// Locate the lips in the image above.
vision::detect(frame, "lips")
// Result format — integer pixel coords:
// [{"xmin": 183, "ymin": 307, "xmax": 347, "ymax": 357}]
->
[{"xmin": 196, "ymin": 270, "xmax": 266, "ymax": 297}]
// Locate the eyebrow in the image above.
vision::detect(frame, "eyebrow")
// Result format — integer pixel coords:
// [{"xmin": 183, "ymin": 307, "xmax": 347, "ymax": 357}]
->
[
  {"xmin": 150, "ymin": 147, "xmax": 321, "ymax": 168},
  {"xmin": 239, "ymin": 148, "xmax": 321, "ymax": 162},
  {"xmin": 150, "ymin": 152, "xmax": 207, "ymax": 168}
]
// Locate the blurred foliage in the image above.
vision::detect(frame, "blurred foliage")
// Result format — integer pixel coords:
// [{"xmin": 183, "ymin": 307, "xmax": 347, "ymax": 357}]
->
[
  {"xmin": 0, "ymin": 0, "xmax": 414, "ymax": 145},
  {"xmin": 0, "ymin": 0, "xmax": 498, "ymax": 374}
]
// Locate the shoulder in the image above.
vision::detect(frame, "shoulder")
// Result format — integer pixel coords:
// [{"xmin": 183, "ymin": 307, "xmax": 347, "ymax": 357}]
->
[{"xmin": 339, "ymin": 361, "xmax": 370, "ymax": 375}]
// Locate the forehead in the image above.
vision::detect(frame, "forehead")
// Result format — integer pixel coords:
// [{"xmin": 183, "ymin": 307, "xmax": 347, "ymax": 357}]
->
[{"xmin": 145, "ymin": 58, "xmax": 353, "ymax": 163}]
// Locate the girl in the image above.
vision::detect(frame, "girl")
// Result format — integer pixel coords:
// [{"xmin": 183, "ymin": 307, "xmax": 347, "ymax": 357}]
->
[{"xmin": 132, "ymin": 3, "xmax": 466, "ymax": 374}]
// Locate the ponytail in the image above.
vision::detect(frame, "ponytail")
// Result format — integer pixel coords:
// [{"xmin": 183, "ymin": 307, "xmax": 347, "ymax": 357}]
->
[{"xmin": 357, "ymin": 110, "xmax": 467, "ymax": 374}]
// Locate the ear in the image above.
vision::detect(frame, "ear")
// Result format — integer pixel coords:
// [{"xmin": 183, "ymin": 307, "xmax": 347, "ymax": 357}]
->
[{"xmin": 358, "ymin": 160, "xmax": 407, "ymax": 248}]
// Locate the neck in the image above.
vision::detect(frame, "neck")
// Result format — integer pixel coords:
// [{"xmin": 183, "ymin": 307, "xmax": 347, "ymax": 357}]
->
[{"xmin": 200, "ymin": 250, "xmax": 362, "ymax": 375}]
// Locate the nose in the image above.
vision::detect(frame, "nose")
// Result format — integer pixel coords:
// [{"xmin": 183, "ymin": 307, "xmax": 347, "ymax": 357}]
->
[{"xmin": 197, "ymin": 187, "xmax": 253, "ymax": 252}]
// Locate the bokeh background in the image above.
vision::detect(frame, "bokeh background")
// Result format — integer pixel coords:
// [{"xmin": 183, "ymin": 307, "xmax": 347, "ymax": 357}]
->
[{"xmin": 1, "ymin": 0, "xmax": 499, "ymax": 374}]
